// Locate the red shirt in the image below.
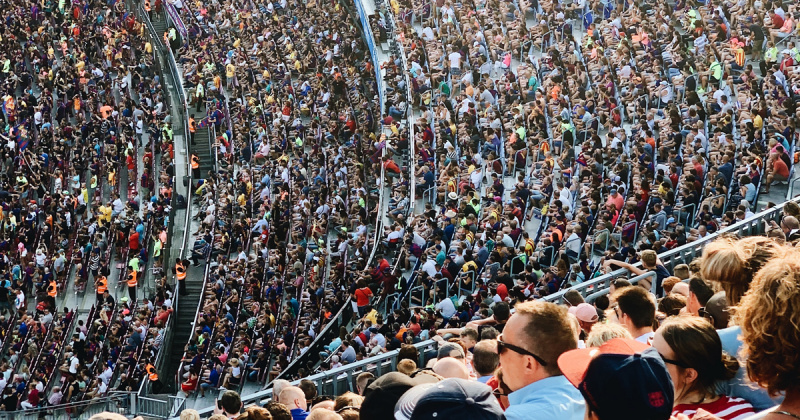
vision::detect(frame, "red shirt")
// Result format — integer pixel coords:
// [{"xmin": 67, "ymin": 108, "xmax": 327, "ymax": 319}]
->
[
  {"xmin": 774, "ymin": 158, "xmax": 790, "ymax": 178},
  {"xmin": 673, "ymin": 395, "xmax": 754, "ymax": 420},
  {"xmin": 129, "ymin": 232, "xmax": 140, "ymax": 250},
  {"xmin": 355, "ymin": 287, "xmax": 373, "ymax": 307}
]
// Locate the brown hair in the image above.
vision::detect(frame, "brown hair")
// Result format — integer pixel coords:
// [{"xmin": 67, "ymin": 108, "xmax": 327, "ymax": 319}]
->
[
  {"xmin": 700, "ymin": 237, "xmax": 786, "ymax": 306},
  {"xmin": 613, "ymin": 286, "xmax": 655, "ymax": 329},
  {"xmin": 513, "ymin": 301, "xmax": 577, "ymax": 375},
  {"xmin": 736, "ymin": 252, "xmax": 800, "ymax": 395},
  {"xmin": 658, "ymin": 294, "xmax": 687, "ymax": 317},
  {"xmin": 662, "ymin": 276, "xmax": 681, "ymax": 294},
  {"xmin": 334, "ymin": 391, "xmax": 363, "ymax": 420},
  {"xmin": 239, "ymin": 406, "xmax": 273, "ymax": 420},
  {"xmin": 659, "ymin": 317, "xmax": 738, "ymax": 400}
]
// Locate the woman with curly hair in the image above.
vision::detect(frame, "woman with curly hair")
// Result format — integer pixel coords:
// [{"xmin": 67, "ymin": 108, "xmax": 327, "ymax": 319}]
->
[
  {"xmin": 652, "ymin": 317, "xmax": 755, "ymax": 419},
  {"xmin": 699, "ymin": 236, "xmax": 786, "ymax": 411},
  {"xmin": 736, "ymin": 252, "xmax": 800, "ymax": 420}
]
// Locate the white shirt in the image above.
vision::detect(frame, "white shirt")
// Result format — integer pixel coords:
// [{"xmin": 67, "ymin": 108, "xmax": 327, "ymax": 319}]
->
[
  {"xmin": 635, "ymin": 331, "xmax": 655, "ymax": 344},
  {"xmin": 436, "ymin": 298, "xmax": 456, "ymax": 319},
  {"xmin": 448, "ymin": 52, "xmax": 462, "ymax": 69},
  {"xmin": 422, "ymin": 259, "xmax": 438, "ymax": 277}
]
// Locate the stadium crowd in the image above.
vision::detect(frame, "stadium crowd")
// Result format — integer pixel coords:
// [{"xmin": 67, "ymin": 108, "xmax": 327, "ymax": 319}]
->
[
  {"xmin": 175, "ymin": 232, "xmax": 800, "ymax": 420},
  {"xmin": 0, "ymin": 0, "xmax": 179, "ymax": 412},
  {"xmin": 0, "ymin": 0, "xmax": 796, "ymax": 411},
  {"xmin": 170, "ymin": 0, "xmax": 392, "ymax": 399}
]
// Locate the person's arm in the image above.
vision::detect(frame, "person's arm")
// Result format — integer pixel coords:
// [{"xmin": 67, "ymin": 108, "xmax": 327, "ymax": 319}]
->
[
  {"xmin": 466, "ymin": 316, "xmax": 498, "ymax": 330},
  {"xmin": 603, "ymin": 259, "xmax": 646, "ymax": 275}
]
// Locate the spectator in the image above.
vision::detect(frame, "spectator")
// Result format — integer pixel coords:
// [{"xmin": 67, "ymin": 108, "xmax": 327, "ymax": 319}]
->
[
  {"xmin": 653, "ymin": 317, "xmax": 754, "ymax": 419},
  {"xmin": 473, "ymin": 340, "xmax": 499, "ymax": 383},
  {"xmin": 498, "ymin": 301, "xmax": 584, "ymax": 420},
  {"xmin": 279, "ymin": 386, "xmax": 310, "ymax": 420},
  {"xmin": 612, "ymin": 286, "xmax": 656, "ymax": 344}
]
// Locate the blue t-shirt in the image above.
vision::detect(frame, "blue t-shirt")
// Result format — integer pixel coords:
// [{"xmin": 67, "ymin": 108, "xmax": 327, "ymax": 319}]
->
[{"xmin": 716, "ymin": 326, "xmax": 781, "ymax": 411}]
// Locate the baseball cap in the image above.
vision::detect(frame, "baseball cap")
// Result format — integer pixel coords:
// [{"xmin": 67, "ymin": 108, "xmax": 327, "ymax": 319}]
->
[
  {"xmin": 667, "ymin": 217, "xmax": 676, "ymax": 224},
  {"xmin": 558, "ymin": 339, "xmax": 673, "ymax": 420},
  {"xmin": 574, "ymin": 303, "xmax": 599, "ymax": 323},
  {"xmin": 394, "ymin": 378, "xmax": 504, "ymax": 420},
  {"xmin": 362, "ymin": 373, "xmax": 430, "ymax": 420}
]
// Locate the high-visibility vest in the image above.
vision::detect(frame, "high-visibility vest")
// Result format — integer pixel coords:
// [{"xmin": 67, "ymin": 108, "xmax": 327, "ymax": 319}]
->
[
  {"xmin": 189, "ymin": 118, "xmax": 196, "ymax": 133},
  {"xmin": 176, "ymin": 262, "xmax": 186, "ymax": 281},
  {"xmin": 191, "ymin": 155, "xmax": 199, "ymax": 169},
  {"xmin": 144, "ymin": 0, "xmax": 151, "ymax": 11},
  {"xmin": 146, "ymin": 364, "xmax": 158, "ymax": 381},
  {"xmin": 47, "ymin": 281, "xmax": 57, "ymax": 297},
  {"xmin": 96, "ymin": 276, "xmax": 108, "ymax": 294},
  {"xmin": 127, "ymin": 271, "xmax": 138, "ymax": 287}
]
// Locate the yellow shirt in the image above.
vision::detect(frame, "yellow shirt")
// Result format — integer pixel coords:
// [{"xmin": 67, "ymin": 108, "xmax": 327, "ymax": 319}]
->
[
  {"xmin": 145, "ymin": 42, "xmax": 152, "ymax": 54},
  {"xmin": 226, "ymin": 63, "xmax": 235, "ymax": 78}
]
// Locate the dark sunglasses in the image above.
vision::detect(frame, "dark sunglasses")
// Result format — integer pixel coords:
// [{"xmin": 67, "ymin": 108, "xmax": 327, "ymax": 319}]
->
[
  {"xmin": 658, "ymin": 352, "xmax": 690, "ymax": 369},
  {"xmin": 497, "ymin": 336, "xmax": 548, "ymax": 367}
]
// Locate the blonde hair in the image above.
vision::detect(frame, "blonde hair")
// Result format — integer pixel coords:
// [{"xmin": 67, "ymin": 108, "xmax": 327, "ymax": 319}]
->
[
  {"xmin": 396, "ymin": 359, "xmax": 417, "ymax": 376},
  {"xmin": 180, "ymin": 410, "xmax": 201, "ymax": 420},
  {"xmin": 700, "ymin": 236, "xmax": 786, "ymax": 306},
  {"xmin": 585, "ymin": 323, "xmax": 633, "ymax": 347},
  {"xmin": 736, "ymin": 251, "xmax": 800, "ymax": 395}
]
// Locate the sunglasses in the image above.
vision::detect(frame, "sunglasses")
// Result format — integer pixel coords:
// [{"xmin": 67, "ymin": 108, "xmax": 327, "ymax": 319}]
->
[
  {"xmin": 497, "ymin": 335, "xmax": 548, "ymax": 367},
  {"xmin": 658, "ymin": 352, "xmax": 690, "ymax": 369}
]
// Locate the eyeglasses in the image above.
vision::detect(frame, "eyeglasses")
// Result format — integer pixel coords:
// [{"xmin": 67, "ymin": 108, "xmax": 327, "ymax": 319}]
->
[
  {"xmin": 658, "ymin": 352, "xmax": 690, "ymax": 369},
  {"xmin": 497, "ymin": 335, "xmax": 548, "ymax": 367},
  {"xmin": 612, "ymin": 305, "xmax": 621, "ymax": 320}
]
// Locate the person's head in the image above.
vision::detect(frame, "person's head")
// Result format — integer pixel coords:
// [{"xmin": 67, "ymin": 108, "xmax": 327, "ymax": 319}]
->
[
  {"xmin": 437, "ymin": 342, "xmax": 465, "ymax": 362},
  {"xmin": 356, "ymin": 372, "xmax": 375, "ymax": 396},
  {"xmin": 702, "ymin": 292, "xmax": 730, "ymax": 329},
  {"xmin": 398, "ymin": 344, "xmax": 419, "ymax": 364},
  {"xmin": 180, "ymin": 409, "xmax": 201, "ymax": 420},
  {"xmin": 498, "ymin": 301, "xmax": 577, "ymax": 392},
  {"xmin": 658, "ymin": 294, "xmax": 687, "ymax": 317},
  {"xmin": 299, "ymin": 379, "xmax": 318, "ymax": 403},
  {"xmin": 574, "ymin": 303, "xmax": 599, "ymax": 333},
  {"xmin": 393, "ymin": 378, "xmax": 504, "ymax": 420},
  {"xmin": 279, "ymin": 386, "xmax": 308, "ymax": 412},
  {"xmin": 472, "ymin": 340, "xmax": 499, "ymax": 378},
  {"xmin": 239, "ymin": 406, "xmax": 273, "ymax": 420},
  {"xmin": 700, "ymin": 236, "xmax": 785, "ymax": 306},
  {"xmin": 459, "ymin": 327, "xmax": 478, "ymax": 349},
  {"xmin": 306, "ymin": 409, "xmax": 342, "ymax": 420},
  {"xmin": 736, "ymin": 252, "xmax": 800, "ymax": 396},
  {"xmin": 334, "ymin": 392, "xmax": 363, "ymax": 420},
  {"xmin": 652, "ymin": 317, "xmax": 738, "ymax": 404},
  {"xmin": 671, "ymin": 282, "xmax": 690, "ymax": 298},
  {"xmin": 264, "ymin": 401, "xmax": 293, "ymax": 420},
  {"xmin": 640, "ymin": 250, "xmax": 657, "ymax": 269},
  {"xmin": 564, "ymin": 289, "xmax": 585, "ymax": 307},
  {"xmin": 558, "ymin": 339, "xmax": 673, "ymax": 420},
  {"xmin": 686, "ymin": 277, "xmax": 714, "ymax": 316},
  {"xmin": 585, "ymin": 323, "xmax": 633, "ymax": 347},
  {"xmin": 492, "ymin": 302, "xmax": 510, "ymax": 323},
  {"xmin": 661, "ymin": 276, "xmax": 681, "ymax": 295},
  {"xmin": 272, "ymin": 379, "xmax": 291, "ymax": 402},
  {"xmin": 397, "ymin": 359, "xmax": 417, "ymax": 376},
  {"xmin": 218, "ymin": 390, "xmax": 243, "ymax": 417},
  {"xmin": 612, "ymin": 286, "xmax": 655, "ymax": 336},
  {"xmin": 432, "ymin": 357, "xmax": 469, "ymax": 379}
]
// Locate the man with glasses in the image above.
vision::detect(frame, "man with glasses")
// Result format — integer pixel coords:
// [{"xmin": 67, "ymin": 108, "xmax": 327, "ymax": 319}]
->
[
  {"xmin": 497, "ymin": 301, "xmax": 584, "ymax": 420},
  {"xmin": 685, "ymin": 277, "xmax": 714, "ymax": 318}
]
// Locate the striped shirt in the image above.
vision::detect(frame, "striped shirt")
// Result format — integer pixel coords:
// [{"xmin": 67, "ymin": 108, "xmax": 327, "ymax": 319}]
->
[{"xmin": 673, "ymin": 396, "xmax": 755, "ymax": 420}]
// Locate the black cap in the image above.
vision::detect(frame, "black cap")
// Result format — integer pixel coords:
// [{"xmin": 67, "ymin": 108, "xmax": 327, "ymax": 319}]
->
[
  {"xmin": 394, "ymin": 378, "xmax": 504, "ymax": 420},
  {"xmin": 361, "ymin": 372, "xmax": 418, "ymax": 420}
]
